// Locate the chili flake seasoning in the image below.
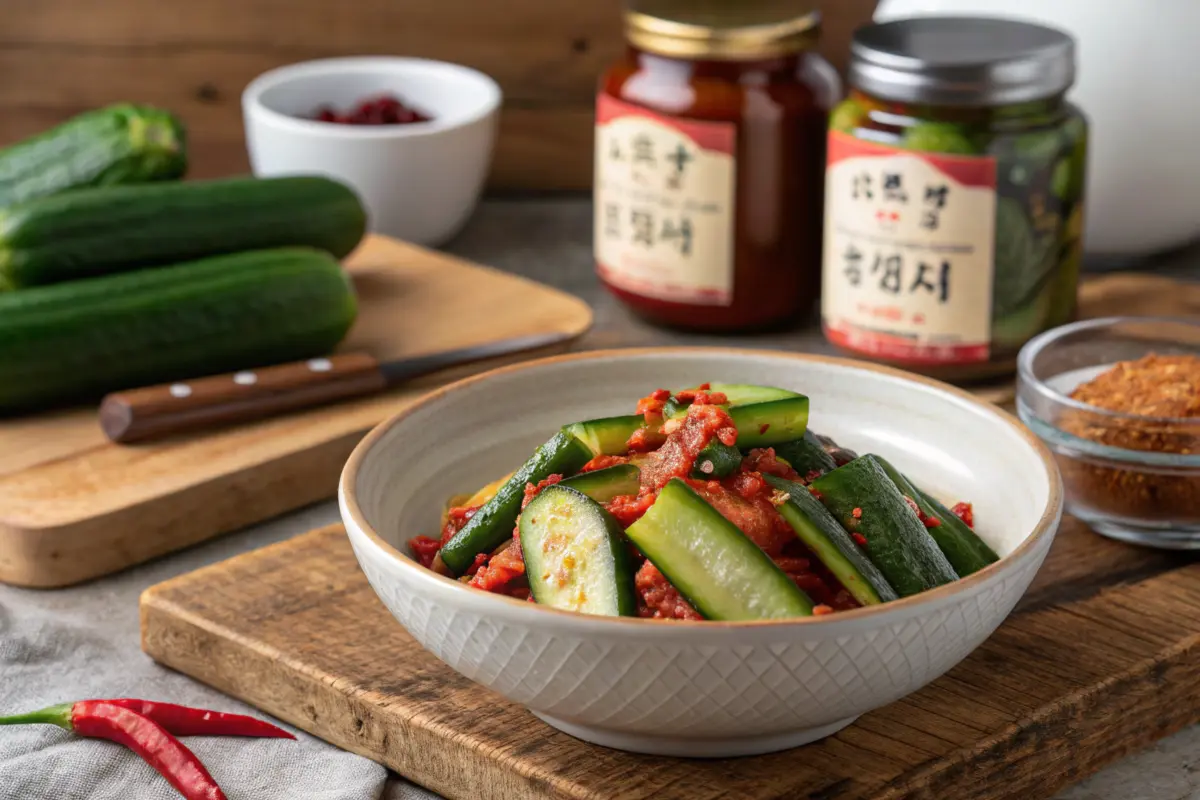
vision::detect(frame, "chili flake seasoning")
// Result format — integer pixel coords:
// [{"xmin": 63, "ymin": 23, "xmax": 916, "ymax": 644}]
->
[{"xmin": 1059, "ymin": 353, "xmax": 1200, "ymax": 525}]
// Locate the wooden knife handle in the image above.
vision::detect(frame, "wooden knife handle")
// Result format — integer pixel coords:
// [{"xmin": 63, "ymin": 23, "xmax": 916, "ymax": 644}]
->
[{"xmin": 99, "ymin": 353, "xmax": 388, "ymax": 444}]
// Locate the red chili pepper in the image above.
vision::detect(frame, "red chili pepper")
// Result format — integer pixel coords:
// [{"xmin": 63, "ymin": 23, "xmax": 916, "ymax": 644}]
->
[
  {"xmin": 951, "ymin": 501, "xmax": 975, "ymax": 529},
  {"xmin": 101, "ymin": 699, "xmax": 295, "ymax": 739},
  {"xmin": 0, "ymin": 701, "xmax": 226, "ymax": 800},
  {"xmin": 0, "ymin": 699, "xmax": 294, "ymax": 800}
]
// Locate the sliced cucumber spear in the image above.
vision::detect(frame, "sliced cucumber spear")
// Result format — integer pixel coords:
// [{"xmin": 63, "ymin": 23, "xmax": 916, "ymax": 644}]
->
[
  {"xmin": 765, "ymin": 475, "xmax": 898, "ymax": 606},
  {"xmin": 565, "ymin": 389, "xmax": 808, "ymax": 458},
  {"xmin": 690, "ymin": 439, "xmax": 742, "ymax": 479},
  {"xmin": 520, "ymin": 485, "xmax": 637, "ymax": 617},
  {"xmin": 810, "ymin": 455, "xmax": 959, "ymax": 597},
  {"xmin": 560, "ymin": 464, "xmax": 641, "ymax": 503},
  {"xmin": 729, "ymin": 397, "xmax": 810, "ymax": 449},
  {"xmin": 563, "ymin": 414, "xmax": 645, "ymax": 456},
  {"xmin": 874, "ymin": 456, "xmax": 999, "ymax": 576},
  {"xmin": 625, "ymin": 478, "xmax": 813, "ymax": 620},
  {"xmin": 664, "ymin": 383, "xmax": 801, "ymax": 419},
  {"xmin": 439, "ymin": 430, "xmax": 593, "ymax": 574},
  {"xmin": 771, "ymin": 430, "xmax": 838, "ymax": 477}
]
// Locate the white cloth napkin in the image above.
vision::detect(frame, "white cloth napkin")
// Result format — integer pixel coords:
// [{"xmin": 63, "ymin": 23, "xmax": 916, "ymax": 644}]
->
[{"xmin": 0, "ymin": 505, "xmax": 437, "ymax": 800}]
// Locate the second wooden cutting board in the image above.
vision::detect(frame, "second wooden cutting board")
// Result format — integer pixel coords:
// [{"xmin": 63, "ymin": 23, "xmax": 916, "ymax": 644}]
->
[{"xmin": 0, "ymin": 235, "xmax": 593, "ymax": 588}]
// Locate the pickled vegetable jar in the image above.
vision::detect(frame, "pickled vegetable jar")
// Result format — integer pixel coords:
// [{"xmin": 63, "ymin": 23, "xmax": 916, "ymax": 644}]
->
[
  {"xmin": 595, "ymin": 0, "xmax": 840, "ymax": 332},
  {"xmin": 821, "ymin": 17, "xmax": 1088, "ymax": 381}
]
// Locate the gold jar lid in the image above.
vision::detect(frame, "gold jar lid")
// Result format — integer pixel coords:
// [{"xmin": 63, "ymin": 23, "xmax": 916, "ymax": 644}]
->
[{"xmin": 626, "ymin": 0, "xmax": 821, "ymax": 61}]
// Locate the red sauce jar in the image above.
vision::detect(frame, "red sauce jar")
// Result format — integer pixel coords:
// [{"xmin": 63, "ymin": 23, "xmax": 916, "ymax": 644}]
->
[{"xmin": 594, "ymin": 1, "xmax": 840, "ymax": 332}]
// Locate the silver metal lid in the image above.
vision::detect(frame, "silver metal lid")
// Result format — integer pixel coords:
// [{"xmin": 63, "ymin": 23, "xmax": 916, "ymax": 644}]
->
[{"xmin": 849, "ymin": 16, "xmax": 1075, "ymax": 107}]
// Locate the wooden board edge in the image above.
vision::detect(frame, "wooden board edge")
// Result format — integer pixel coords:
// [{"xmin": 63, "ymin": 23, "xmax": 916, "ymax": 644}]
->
[
  {"xmin": 139, "ymin": 525, "xmax": 1200, "ymax": 800},
  {"xmin": 0, "ymin": 434, "xmax": 365, "ymax": 588},
  {"xmin": 139, "ymin": 548, "xmax": 582, "ymax": 800},
  {"xmin": 877, "ymin": 631, "xmax": 1200, "ymax": 799}
]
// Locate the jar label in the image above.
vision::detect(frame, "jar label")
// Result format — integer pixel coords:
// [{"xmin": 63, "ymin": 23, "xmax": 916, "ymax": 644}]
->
[
  {"xmin": 821, "ymin": 131, "xmax": 997, "ymax": 364},
  {"xmin": 594, "ymin": 94, "xmax": 736, "ymax": 306}
]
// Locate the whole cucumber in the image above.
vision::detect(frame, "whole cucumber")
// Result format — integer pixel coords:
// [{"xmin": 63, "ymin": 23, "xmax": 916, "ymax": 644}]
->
[
  {"xmin": 0, "ymin": 175, "xmax": 367, "ymax": 289},
  {"xmin": 0, "ymin": 104, "xmax": 187, "ymax": 207},
  {"xmin": 0, "ymin": 247, "xmax": 357, "ymax": 414}
]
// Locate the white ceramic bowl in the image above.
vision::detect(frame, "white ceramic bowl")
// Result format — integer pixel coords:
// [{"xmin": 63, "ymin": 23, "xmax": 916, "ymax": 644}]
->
[
  {"xmin": 339, "ymin": 349, "xmax": 1062, "ymax": 757},
  {"xmin": 242, "ymin": 56, "xmax": 501, "ymax": 246}
]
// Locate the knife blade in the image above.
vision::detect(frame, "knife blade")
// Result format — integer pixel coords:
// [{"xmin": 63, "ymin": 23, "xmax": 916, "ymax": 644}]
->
[{"xmin": 98, "ymin": 331, "xmax": 575, "ymax": 445}]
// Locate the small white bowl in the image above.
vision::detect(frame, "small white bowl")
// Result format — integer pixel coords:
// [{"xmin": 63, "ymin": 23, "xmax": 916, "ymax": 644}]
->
[
  {"xmin": 242, "ymin": 56, "xmax": 501, "ymax": 246},
  {"xmin": 339, "ymin": 349, "xmax": 1062, "ymax": 758}
]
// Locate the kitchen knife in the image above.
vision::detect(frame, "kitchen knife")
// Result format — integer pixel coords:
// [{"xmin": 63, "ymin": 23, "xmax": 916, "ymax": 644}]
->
[{"xmin": 98, "ymin": 331, "xmax": 574, "ymax": 445}]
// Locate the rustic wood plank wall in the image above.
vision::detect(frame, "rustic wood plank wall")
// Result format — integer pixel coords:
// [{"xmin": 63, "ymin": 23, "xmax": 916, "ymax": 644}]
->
[{"xmin": 2, "ymin": 0, "xmax": 877, "ymax": 191}]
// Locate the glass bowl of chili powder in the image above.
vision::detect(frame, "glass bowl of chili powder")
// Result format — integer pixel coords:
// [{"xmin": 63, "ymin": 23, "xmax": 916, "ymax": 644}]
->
[{"xmin": 1017, "ymin": 316, "xmax": 1200, "ymax": 549}]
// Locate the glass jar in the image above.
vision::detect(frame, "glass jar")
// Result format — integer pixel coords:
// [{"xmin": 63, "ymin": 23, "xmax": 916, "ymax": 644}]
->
[
  {"xmin": 594, "ymin": 0, "xmax": 841, "ymax": 332},
  {"xmin": 821, "ymin": 16, "xmax": 1088, "ymax": 382}
]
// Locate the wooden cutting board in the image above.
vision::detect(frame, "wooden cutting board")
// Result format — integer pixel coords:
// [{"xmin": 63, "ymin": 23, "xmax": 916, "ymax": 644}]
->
[
  {"xmin": 141, "ymin": 519, "xmax": 1200, "ymax": 800},
  {"xmin": 0, "ymin": 236, "xmax": 592, "ymax": 588}
]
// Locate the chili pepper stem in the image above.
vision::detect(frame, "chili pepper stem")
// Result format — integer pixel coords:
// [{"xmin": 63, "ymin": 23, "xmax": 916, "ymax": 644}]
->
[{"xmin": 0, "ymin": 702, "xmax": 74, "ymax": 730}]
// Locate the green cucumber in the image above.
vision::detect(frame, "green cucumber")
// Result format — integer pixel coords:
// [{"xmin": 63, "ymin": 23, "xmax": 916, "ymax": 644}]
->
[
  {"xmin": 920, "ymin": 488, "xmax": 1000, "ymax": 575},
  {"xmin": 662, "ymin": 396, "xmax": 688, "ymax": 419},
  {"xmin": 765, "ymin": 475, "xmax": 898, "ymax": 606},
  {"xmin": 690, "ymin": 439, "xmax": 742, "ymax": 479},
  {"xmin": 625, "ymin": 478, "xmax": 813, "ymax": 620},
  {"xmin": 0, "ymin": 247, "xmax": 356, "ymax": 414},
  {"xmin": 563, "ymin": 414, "xmax": 647, "ymax": 456},
  {"xmin": 565, "ymin": 393, "xmax": 807, "ymax": 457},
  {"xmin": 772, "ymin": 430, "xmax": 838, "ymax": 477},
  {"xmin": 561, "ymin": 465, "xmax": 641, "ymax": 503},
  {"xmin": 0, "ymin": 104, "xmax": 187, "ymax": 207},
  {"xmin": 811, "ymin": 456, "xmax": 959, "ymax": 597},
  {"xmin": 519, "ymin": 485, "xmax": 637, "ymax": 616},
  {"xmin": 730, "ymin": 397, "xmax": 810, "ymax": 449},
  {"xmin": 873, "ymin": 457, "xmax": 998, "ymax": 576},
  {"xmin": 440, "ymin": 431, "xmax": 593, "ymax": 574},
  {"xmin": 0, "ymin": 175, "xmax": 367, "ymax": 289},
  {"xmin": 665, "ymin": 383, "xmax": 800, "ymax": 419}
]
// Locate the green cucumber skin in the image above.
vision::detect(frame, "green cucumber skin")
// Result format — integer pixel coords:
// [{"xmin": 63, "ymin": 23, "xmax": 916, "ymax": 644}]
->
[
  {"xmin": 765, "ymin": 475, "xmax": 898, "ymax": 606},
  {"xmin": 519, "ymin": 485, "xmax": 637, "ymax": 617},
  {"xmin": 625, "ymin": 478, "xmax": 813, "ymax": 621},
  {"xmin": 0, "ymin": 175, "xmax": 367, "ymax": 289},
  {"xmin": 690, "ymin": 439, "xmax": 742, "ymax": 479},
  {"xmin": 873, "ymin": 456, "xmax": 999, "ymax": 576},
  {"xmin": 666, "ymin": 384, "xmax": 799, "ymax": 419},
  {"xmin": 662, "ymin": 397, "xmax": 687, "ymax": 419},
  {"xmin": 560, "ymin": 465, "xmax": 641, "ymax": 503},
  {"xmin": 919, "ymin": 488, "xmax": 1000, "ymax": 575},
  {"xmin": 0, "ymin": 104, "xmax": 187, "ymax": 207},
  {"xmin": 564, "ymin": 414, "xmax": 646, "ymax": 456},
  {"xmin": 730, "ymin": 397, "xmax": 810, "ymax": 449},
  {"xmin": 440, "ymin": 431, "xmax": 593, "ymax": 574},
  {"xmin": 0, "ymin": 247, "xmax": 356, "ymax": 414},
  {"xmin": 771, "ymin": 430, "xmax": 838, "ymax": 477},
  {"xmin": 811, "ymin": 456, "xmax": 959, "ymax": 597}
]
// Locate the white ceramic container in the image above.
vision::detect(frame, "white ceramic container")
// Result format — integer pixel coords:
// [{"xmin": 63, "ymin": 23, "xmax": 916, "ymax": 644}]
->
[
  {"xmin": 339, "ymin": 349, "xmax": 1062, "ymax": 757},
  {"xmin": 242, "ymin": 56, "xmax": 501, "ymax": 247}
]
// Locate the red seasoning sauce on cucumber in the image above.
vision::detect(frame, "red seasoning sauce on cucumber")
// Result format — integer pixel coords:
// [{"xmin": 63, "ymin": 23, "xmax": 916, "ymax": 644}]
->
[{"xmin": 408, "ymin": 383, "xmax": 999, "ymax": 621}]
